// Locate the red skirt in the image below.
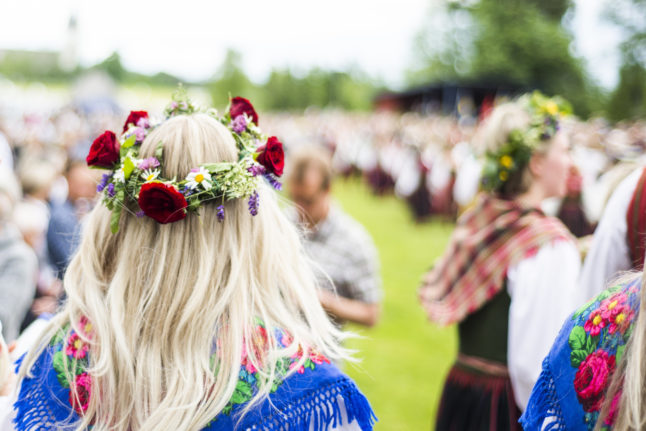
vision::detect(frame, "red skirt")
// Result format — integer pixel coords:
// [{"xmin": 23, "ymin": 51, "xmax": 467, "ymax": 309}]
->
[{"xmin": 435, "ymin": 358, "xmax": 522, "ymax": 431}]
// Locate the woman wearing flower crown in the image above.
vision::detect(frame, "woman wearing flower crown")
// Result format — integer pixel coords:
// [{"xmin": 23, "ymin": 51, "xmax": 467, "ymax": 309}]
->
[
  {"xmin": 6, "ymin": 93, "xmax": 376, "ymax": 431},
  {"xmin": 419, "ymin": 92, "xmax": 582, "ymax": 430}
]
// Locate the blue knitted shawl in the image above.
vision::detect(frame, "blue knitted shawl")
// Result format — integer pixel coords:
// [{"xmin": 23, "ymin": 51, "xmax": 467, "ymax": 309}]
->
[
  {"xmin": 12, "ymin": 324, "xmax": 376, "ymax": 431},
  {"xmin": 521, "ymin": 280, "xmax": 641, "ymax": 431}
]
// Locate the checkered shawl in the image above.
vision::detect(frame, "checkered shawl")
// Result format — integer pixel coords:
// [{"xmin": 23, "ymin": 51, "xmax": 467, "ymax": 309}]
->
[{"xmin": 419, "ymin": 194, "xmax": 573, "ymax": 326}]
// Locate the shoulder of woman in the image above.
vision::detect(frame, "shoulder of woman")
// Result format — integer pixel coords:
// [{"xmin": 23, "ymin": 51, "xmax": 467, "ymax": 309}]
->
[
  {"xmin": 209, "ymin": 361, "xmax": 376, "ymax": 431},
  {"xmin": 522, "ymin": 279, "xmax": 641, "ymax": 430}
]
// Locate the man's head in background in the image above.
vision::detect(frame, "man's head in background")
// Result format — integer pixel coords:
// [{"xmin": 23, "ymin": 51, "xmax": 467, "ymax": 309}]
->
[{"xmin": 287, "ymin": 146, "xmax": 334, "ymax": 229}]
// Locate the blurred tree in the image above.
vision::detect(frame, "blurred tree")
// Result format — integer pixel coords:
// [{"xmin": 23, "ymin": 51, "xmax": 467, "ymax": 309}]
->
[
  {"xmin": 410, "ymin": 0, "xmax": 601, "ymax": 117},
  {"xmin": 94, "ymin": 52, "xmax": 126, "ymax": 81},
  {"xmin": 605, "ymin": 0, "xmax": 646, "ymax": 121},
  {"xmin": 209, "ymin": 49, "xmax": 256, "ymax": 109}
]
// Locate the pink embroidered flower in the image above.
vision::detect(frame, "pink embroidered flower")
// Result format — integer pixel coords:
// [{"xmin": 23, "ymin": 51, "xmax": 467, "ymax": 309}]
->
[
  {"xmin": 600, "ymin": 293, "xmax": 628, "ymax": 320},
  {"xmin": 65, "ymin": 333, "xmax": 89, "ymax": 359},
  {"xmin": 69, "ymin": 372, "xmax": 92, "ymax": 414},
  {"xmin": 309, "ymin": 350, "xmax": 330, "ymax": 365},
  {"xmin": 241, "ymin": 326, "xmax": 269, "ymax": 374},
  {"xmin": 605, "ymin": 389, "xmax": 622, "ymax": 426},
  {"xmin": 607, "ymin": 305, "xmax": 633, "ymax": 334},
  {"xmin": 78, "ymin": 316, "xmax": 94, "ymax": 338},
  {"xmin": 241, "ymin": 343, "xmax": 258, "ymax": 374},
  {"xmin": 289, "ymin": 361, "xmax": 306, "ymax": 374},
  {"xmin": 574, "ymin": 350, "xmax": 616, "ymax": 412},
  {"xmin": 584, "ymin": 309, "xmax": 606, "ymax": 336}
]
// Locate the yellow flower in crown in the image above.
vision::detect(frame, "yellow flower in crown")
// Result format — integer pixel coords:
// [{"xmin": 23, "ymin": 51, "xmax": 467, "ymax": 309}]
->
[
  {"xmin": 545, "ymin": 101, "xmax": 559, "ymax": 116},
  {"xmin": 499, "ymin": 155, "xmax": 513, "ymax": 169}
]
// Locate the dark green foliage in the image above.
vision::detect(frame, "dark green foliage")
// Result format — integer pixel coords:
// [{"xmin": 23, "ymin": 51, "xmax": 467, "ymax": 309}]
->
[{"xmin": 410, "ymin": 0, "xmax": 601, "ymax": 117}]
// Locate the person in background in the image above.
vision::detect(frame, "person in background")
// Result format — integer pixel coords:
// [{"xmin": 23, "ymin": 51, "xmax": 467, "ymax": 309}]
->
[
  {"xmin": 288, "ymin": 146, "xmax": 382, "ymax": 328},
  {"xmin": 419, "ymin": 93, "xmax": 581, "ymax": 430},
  {"xmin": 0, "ymin": 167, "xmax": 38, "ymax": 342},
  {"xmin": 47, "ymin": 158, "xmax": 98, "ymax": 279},
  {"xmin": 578, "ymin": 165, "xmax": 646, "ymax": 300}
]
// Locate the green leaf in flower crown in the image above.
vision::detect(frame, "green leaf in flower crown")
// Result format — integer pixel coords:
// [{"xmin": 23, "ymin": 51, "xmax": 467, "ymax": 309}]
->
[
  {"xmin": 122, "ymin": 134, "xmax": 137, "ymax": 149},
  {"xmin": 203, "ymin": 163, "xmax": 232, "ymax": 173},
  {"xmin": 155, "ymin": 142, "xmax": 164, "ymax": 162},
  {"xmin": 123, "ymin": 157, "xmax": 135, "ymax": 180},
  {"xmin": 110, "ymin": 206, "xmax": 122, "ymax": 234}
]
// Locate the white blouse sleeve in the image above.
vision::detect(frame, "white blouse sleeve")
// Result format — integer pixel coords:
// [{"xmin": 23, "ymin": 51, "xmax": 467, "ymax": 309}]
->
[
  {"xmin": 506, "ymin": 240, "xmax": 581, "ymax": 412},
  {"xmin": 578, "ymin": 168, "xmax": 642, "ymax": 301}
]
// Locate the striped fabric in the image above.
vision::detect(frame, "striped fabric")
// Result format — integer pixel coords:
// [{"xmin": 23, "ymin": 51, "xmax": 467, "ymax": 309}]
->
[
  {"xmin": 626, "ymin": 167, "xmax": 646, "ymax": 270},
  {"xmin": 419, "ymin": 194, "xmax": 573, "ymax": 326}
]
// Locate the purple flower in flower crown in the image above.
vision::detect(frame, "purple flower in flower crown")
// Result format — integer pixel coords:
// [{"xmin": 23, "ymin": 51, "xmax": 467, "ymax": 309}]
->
[
  {"xmin": 97, "ymin": 173, "xmax": 110, "ymax": 193},
  {"xmin": 138, "ymin": 157, "xmax": 160, "ymax": 170},
  {"xmin": 217, "ymin": 205, "xmax": 225, "ymax": 222},
  {"xmin": 134, "ymin": 127, "xmax": 146, "ymax": 142},
  {"xmin": 107, "ymin": 183, "xmax": 116, "ymax": 198},
  {"xmin": 136, "ymin": 210, "xmax": 145, "ymax": 218},
  {"xmin": 247, "ymin": 164, "xmax": 266, "ymax": 177},
  {"xmin": 136, "ymin": 117, "xmax": 150, "ymax": 128},
  {"xmin": 263, "ymin": 173, "xmax": 282, "ymax": 191},
  {"xmin": 231, "ymin": 115, "xmax": 247, "ymax": 134},
  {"xmin": 248, "ymin": 191, "xmax": 259, "ymax": 216}
]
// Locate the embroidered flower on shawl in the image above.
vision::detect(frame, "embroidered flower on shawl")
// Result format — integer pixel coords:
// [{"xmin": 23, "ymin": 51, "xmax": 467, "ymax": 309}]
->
[
  {"xmin": 574, "ymin": 350, "xmax": 616, "ymax": 412},
  {"xmin": 69, "ymin": 372, "xmax": 92, "ymax": 414},
  {"xmin": 65, "ymin": 333, "xmax": 89, "ymax": 359},
  {"xmin": 583, "ymin": 309, "xmax": 606, "ymax": 336},
  {"xmin": 562, "ymin": 282, "xmax": 641, "ymax": 429},
  {"xmin": 604, "ymin": 389, "xmax": 622, "ymax": 426}
]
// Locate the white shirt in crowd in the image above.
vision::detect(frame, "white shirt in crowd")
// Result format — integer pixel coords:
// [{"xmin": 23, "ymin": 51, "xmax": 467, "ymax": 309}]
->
[
  {"xmin": 507, "ymin": 239, "xmax": 582, "ymax": 411},
  {"xmin": 578, "ymin": 167, "xmax": 642, "ymax": 300}
]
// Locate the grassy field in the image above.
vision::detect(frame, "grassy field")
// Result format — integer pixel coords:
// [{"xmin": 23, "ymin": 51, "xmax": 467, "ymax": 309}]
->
[{"xmin": 330, "ymin": 178, "xmax": 456, "ymax": 430}]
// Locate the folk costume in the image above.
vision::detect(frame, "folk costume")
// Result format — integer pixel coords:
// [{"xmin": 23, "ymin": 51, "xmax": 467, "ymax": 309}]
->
[
  {"xmin": 420, "ymin": 193, "xmax": 580, "ymax": 430},
  {"xmin": 521, "ymin": 279, "xmax": 641, "ymax": 430},
  {"xmin": 579, "ymin": 167, "xmax": 646, "ymax": 299},
  {"xmin": 11, "ymin": 322, "xmax": 376, "ymax": 431}
]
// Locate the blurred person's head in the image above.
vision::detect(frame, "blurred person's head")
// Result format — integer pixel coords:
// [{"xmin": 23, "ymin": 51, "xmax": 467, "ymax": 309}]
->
[
  {"xmin": 477, "ymin": 97, "xmax": 572, "ymax": 202},
  {"xmin": 65, "ymin": 159, "xmax": 100, "ymax": 202},
  {"xmin": 17, "ymin": 157, "xmax": 58, "ymax": 200},
  {"xmin": 0, "ymin": 167, "xmax": 21, "ymax": 225},
  {"xmin": 19, "ymin": 113, "xmax": 348, "ymax": 431},
  {"xmin": 287, "ymin": 146, "xmax": 334, "ymax": 228},
  {"xmin": 13, "ymin": 201, "xmax": 49, "ymax": 250}
]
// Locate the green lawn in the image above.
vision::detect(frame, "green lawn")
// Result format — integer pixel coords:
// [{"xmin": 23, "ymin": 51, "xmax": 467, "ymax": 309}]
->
[{"xmin": 331, "ymin": 178, "xmax": 457, "ymax": 430}]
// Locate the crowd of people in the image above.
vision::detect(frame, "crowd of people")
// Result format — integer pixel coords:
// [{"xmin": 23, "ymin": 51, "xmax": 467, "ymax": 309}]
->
[{"xmin": 0, "ymin": 88, "xmax": 645, "ymax": 430}]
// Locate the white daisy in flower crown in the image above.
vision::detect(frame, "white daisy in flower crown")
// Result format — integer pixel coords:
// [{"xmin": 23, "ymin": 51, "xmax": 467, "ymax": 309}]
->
[
  {"xmin": 141, "ymin": 169, "xmax": 160, "ymax": 183},
  {"xmin": 185, "ymin": 167, "xmax": 213, "ymax": 190}
]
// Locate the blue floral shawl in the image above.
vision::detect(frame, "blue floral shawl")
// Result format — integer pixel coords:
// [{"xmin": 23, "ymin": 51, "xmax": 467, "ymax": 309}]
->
[
  {"xmin": 521, "ymin": 279, "xmax": 641, "ymax": 430},
  {"xmin": 12, "ymin": 324, "xmax": 376, "ymax": 431}
]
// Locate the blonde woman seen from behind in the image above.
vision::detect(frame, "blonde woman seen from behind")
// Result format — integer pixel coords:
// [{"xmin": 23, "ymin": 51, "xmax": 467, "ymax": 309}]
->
[{"xmin": 11, "ymin": 98, "xmax": 376, "ymax": 431}]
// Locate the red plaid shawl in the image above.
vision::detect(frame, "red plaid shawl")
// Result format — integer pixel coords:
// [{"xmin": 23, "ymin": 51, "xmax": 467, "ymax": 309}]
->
[{"xmin": 419, "ymin": 194, "xmax": 574, "ymax": 326}]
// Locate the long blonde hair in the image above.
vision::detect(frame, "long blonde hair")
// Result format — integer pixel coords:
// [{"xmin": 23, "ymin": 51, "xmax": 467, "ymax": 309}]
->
[{"xmin": 18, "ymin": 113, "xmax": 349, "ymax": 430}]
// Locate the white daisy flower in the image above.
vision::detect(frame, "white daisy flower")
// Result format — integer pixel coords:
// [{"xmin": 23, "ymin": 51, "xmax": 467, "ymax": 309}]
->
[
  {"xmin": 141, "ymin": 169, "xmax": 160, "ymax": 183},
  {"xmin": 185, "ymin": 167, "xmax": 213, "ymax": 190},
  {"xmin": 113, "ymin": 166, "xmax": 126, "ymax": 183}
]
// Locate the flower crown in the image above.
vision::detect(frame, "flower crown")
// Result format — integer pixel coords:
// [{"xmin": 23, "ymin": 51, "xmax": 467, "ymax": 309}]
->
[
  {"xmin": 86, "ymin": 89, "xmax": 284, "ymax": 233},
  {"xmin": 481, "ymin": 91, "xmax": 572, "ymax": 192}
]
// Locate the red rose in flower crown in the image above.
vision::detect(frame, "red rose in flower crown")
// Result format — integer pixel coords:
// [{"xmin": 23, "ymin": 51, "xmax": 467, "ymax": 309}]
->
[
  {"xmin": 574, "ymin": 349, "xmax": 616, "ymax": 412},
  {"xmin": 122, "ymin": 110, "xmax": 149, "ymax": 133},
  {"xmin": 256, "ymin": 137, "xmax": 284, "ymax": 177},
  {"xmin": 87, "ymin": 131, "xmax": 119, "ymax": 168},
  {"xmin": 138, "ymin": 182, "xmax": 188, "ymax": 224},
  {"xmin": 230, "ymin": 97, "xmax": 259, "ymax": 125}
]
